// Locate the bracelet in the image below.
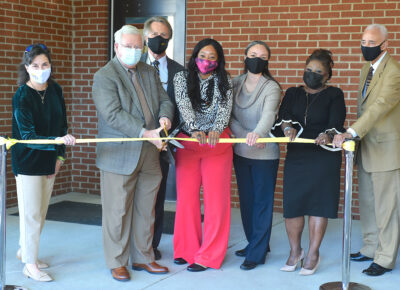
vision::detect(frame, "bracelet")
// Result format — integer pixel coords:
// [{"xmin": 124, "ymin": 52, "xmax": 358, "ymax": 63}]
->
[
  {"xmin": 283, "ymin": 127, "xmax": 292, "ymax": 132},
  {"xmin": 57, "ymin": 156, "xmax": 65, "ymax": 164}
]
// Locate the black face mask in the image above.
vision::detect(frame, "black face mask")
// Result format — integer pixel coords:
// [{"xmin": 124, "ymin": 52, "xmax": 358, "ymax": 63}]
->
[
  {"xmin": 303, "ymin": 71, "xmax": 324, "ymax": 90},
  {"xmin": 245, "ymin": 57, "xmax": 268, "ymax": 74},
  {"xmin": 361, "ymin": 41, "xmax": 385, "ymax": 61},
  {"xmin": 147, "ymin": 35, "xmax": 169, "ymax": 54}
]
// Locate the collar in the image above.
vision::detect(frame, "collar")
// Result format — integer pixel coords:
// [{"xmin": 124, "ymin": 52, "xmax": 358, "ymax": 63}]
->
[
  {"xmin": 371, "ymin": 51, "xmax": 387, "ymax": 74},
  {"xmin": 148, "ymin": 53, "xmax": 167, "ymax": 66}
]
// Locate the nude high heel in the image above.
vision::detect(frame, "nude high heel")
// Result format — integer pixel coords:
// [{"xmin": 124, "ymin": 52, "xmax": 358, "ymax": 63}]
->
[
  {"xmin": 299, "ymin": 256, "xmax": 320, "ymax": 275},
  {"xmin": 23, "ymin": 265, "xmax": 53, "ymax": 282},
  {"xmin": 280, "ymin": 249, "xmax": 305, "ymax": 272}
]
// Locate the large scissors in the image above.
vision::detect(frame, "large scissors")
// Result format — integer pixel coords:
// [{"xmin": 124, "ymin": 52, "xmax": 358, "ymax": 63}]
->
[{"xmin": 159, "ymin": 122, "xmax": 185, "ymax": 165}]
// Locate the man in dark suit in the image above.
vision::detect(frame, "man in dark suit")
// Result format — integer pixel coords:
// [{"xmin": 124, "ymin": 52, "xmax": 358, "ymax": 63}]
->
[
  {"xmin": 92, "ymin": 24, "xmax": 174, "ymax": 282},
  {"xmin": 141, "ymin": 16, "xmax": 185, "ymax": 260},
  {"xmin": 334, "ymin": 24, "xmax": 400, "ymax": 276}
]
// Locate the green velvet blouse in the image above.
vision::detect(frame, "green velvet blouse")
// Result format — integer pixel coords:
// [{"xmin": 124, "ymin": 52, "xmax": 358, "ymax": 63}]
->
[{"xmin": 11, "ymin": 82, "xmax": 67, "ymax": 176}]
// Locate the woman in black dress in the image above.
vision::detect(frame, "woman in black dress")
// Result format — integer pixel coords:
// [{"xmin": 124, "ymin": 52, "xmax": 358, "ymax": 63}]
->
[{"xmin": 273, "ymin": 49, "xmax": 346, "ymax": 275}]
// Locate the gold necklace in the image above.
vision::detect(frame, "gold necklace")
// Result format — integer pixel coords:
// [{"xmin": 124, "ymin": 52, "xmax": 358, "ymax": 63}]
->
[{"xmin": 30, "ymin": 81, "xmax": 48, "ymax": 104}]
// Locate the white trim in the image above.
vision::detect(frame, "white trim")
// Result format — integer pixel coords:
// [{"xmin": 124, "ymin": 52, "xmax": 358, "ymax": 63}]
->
[
  {"xmin": 320, "ymin": 127, "xmax": 343, "ymax": 152},
  {"xmin": 269, "ymin": 119, "xmax": 303, "ymax": 138}
]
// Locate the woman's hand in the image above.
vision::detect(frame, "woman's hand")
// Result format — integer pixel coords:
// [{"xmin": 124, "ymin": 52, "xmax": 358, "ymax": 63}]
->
[
  {"xmin": 246, "ymin": 132, "xmax": 260, "ymax": 146},
  {"xmin": 56, "ymin": 134, "xmax": 76, "ymax": 145},
  {"xmin": 192, "ymin": 131, "xmax": 207, "ymax": 145},
  {"xmin": 315, "ymin": 133, "xmax": 331, "ymax": 146},
  {"xmin": 283, "ymin": 127, "xmax": 297, "ymax": 141},
  {"xmin": 208, "ymin": 131, "xmax": 220, "ymax": 147},
  {"xmin": 47, "ymin": 159, "xmax": 63, "ymax": 179}
]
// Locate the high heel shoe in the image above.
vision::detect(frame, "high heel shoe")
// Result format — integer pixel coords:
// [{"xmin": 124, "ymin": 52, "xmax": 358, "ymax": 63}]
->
[
  {"xmin": 299, "ymin": 256, "xmax": 320, "ymax": 275},
  {"xmin": 17, "ymin": 248, "xmax": 49, "ymax": 269},
  {"xmin": 23, "ymin": 265, "xmax": 53, "ymax": 282},
  {"xmin": 280, "ymin": 249, "xmax": 305, "ymax": 272}
]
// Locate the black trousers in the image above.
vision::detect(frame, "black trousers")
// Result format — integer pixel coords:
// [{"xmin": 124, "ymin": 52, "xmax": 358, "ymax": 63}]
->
[
  {"xmin": 152, "ymin": 155, "xmax": 169, "ymax": 249},
  {"xmin": 233, "ymin": 154, "xmax": 278, "ymax": 264}
]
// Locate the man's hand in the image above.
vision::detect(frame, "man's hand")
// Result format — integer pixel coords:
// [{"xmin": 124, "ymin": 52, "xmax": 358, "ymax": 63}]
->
[
  {"xmin": 159, "ymin": 117, "xmax": 172, "ymax": 130},
  {"xmin": 332, "ymin": 132, "xmax": 353, "ymax": 148},
  {"xmin": 143, "ymin": 127, "xmax": 165, "ymax": 150}
]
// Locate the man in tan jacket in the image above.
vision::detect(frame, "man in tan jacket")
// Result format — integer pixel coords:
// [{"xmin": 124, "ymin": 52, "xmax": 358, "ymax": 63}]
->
[{"xmin": 334, "ymin": 24, "xmax": 400, "ymax": 276}]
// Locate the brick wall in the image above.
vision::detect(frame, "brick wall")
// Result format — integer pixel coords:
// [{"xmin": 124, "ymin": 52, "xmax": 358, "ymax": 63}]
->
[
  {"xmin": 0, "ymin": 0, "xmax": 74, "ymax": 206},
  {"xmin": 186, "ymin": 0, "xmax": 400, "ymax": 217},
  {"xmin": 2, "ymin": 0, "xmax": 400, "ymax": 219}
]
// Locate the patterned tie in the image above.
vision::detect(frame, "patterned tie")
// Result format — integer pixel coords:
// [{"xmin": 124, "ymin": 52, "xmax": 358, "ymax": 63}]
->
[
  {"xmin": 129, "ymin": 69, "xmax": 156, "ymax": 129},
  {"xmin": 152, "ymin": 60, "xmax": 160, "ymax": 75},
  {"xmin": 363, "ymin": 66, "xmax": 374, "ymax": 98}
]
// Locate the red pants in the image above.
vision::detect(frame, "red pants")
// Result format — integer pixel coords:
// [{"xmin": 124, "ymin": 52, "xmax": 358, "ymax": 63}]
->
[{"xmin": 173, "ymin": 129, "xmax": 233, "ymax": 269}]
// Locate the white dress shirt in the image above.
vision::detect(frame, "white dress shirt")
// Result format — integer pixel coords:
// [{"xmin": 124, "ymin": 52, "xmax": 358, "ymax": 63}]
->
[{"xmin": 147, "ymin": 53, "xmax": 168, "ymax": 91}]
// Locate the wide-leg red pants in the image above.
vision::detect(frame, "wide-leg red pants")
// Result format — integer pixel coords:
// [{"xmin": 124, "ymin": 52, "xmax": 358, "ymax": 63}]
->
[{"xmin": 173, "ymin": 129, "xmax": 233, "ymax": 269}]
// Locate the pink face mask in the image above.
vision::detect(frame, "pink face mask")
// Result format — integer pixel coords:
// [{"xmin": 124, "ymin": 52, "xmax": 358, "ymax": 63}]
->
[{"xmin": 195, "ymin": 57, "xmax": 218, "ymax": 74}]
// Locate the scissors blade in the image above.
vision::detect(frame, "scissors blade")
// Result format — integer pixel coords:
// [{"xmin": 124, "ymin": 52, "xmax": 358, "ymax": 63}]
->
[{"xmin": 169, "ymin": 139, "xmax": 184, "ymax": 148}]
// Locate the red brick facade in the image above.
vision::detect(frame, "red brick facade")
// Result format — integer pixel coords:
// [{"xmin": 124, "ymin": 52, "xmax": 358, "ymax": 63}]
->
[{"xmin": 1, "ymin": 0, "xmax": 400, "ymax": 218}]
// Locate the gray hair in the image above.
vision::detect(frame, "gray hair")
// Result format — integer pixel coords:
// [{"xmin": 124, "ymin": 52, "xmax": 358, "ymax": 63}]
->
[
  {"xmin": 114, "ymin": 25, "xmax": 141, "ymax": 44},
  {"xmin": 143, "ymin": 16, "xmax": 173, "ymax": 40},
  {"xmin": 365, "ymin": 24, "xmax": 388, "ymax": 40}
]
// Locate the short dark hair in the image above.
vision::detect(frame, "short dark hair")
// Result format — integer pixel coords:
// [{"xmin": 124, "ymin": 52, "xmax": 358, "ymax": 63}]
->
[
  {"xmin": 17, "ymin": 44, "xmax": 53, "ymax": 86},
  {"xmin": 305, "ymin": 49, "xmax": 334, "ymax": 80}
]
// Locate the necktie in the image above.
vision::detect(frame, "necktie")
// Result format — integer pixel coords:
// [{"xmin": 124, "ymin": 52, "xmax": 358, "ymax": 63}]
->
[
  {"xmin": 129, "ymin": 69, "xmax": 156, "ymax": 129},
  {"xmin": 363, "ymin": 66, "xmax": 374, "ymax": 98},
  {"xmin": 152, "ymin": 60, "xmax": 160, "ymax": 75}
]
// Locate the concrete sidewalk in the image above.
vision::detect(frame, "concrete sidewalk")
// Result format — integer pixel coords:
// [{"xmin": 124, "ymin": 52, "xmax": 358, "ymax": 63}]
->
[{"xmin": 4, "ymin": 193, "xmax": 399, "ymax": 290}]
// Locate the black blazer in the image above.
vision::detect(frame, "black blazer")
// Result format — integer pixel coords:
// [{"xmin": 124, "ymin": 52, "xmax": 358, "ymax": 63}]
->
[{"xmin": 141, "ymin": 52, "xmax": 185, "ymax": 129}]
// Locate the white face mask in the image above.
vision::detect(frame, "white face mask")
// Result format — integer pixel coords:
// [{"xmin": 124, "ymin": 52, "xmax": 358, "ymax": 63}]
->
[
  {"xmin": 29, "ymin": 68, "xmax": 51, "ymax": 84},
  {"xmin": 119, "ymin": 46, "xmax": 142, "ymax": 66}
]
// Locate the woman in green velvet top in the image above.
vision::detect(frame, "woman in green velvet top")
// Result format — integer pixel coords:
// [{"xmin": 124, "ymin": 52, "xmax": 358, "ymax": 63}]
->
[{"xmin": 11, "ymin": 44, "xmax": 75, "ymax": 282}]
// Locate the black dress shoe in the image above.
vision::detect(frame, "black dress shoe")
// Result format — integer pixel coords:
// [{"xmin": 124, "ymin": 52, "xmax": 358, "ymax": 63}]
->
[
  {"xmin": 174, "ymin": 258, "xmax": 187, "ymax": 265},
  {"xmin": 235, "ymin": 248, "xmax": 246, "ymax": 257},
  {"xmin": 187, "ymin": 263, "xmax": 207, "ymax": 272},
  {"xmin": 153, "ymin": 248, "xmax": 161, "ymax": 261},
  {"xmin": 362, "ymin": 262, "xmax": 392, "ymax": 276},
  {"xmin": 240, "ymin": 260, "xmax": 257, "ymax": 270},
  {"xmin": 350, "ymin": 252, "xmax": 373, "ymax": 262}
]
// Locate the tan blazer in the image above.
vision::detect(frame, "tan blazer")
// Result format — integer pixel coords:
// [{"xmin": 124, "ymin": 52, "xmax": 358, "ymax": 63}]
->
[
  {"xmin": 92, "ymin": 57, "xmax": 174, "ymax": 175},
  {"xmin": 352, "ymin": 53, "xmax": 400, "ymax": 172}
]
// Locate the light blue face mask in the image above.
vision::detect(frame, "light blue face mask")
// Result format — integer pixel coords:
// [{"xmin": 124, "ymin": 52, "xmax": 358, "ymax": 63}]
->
[
  {"xmin": 29, "ymin": 68, "xmax": 51, "ymax": 84},
  {"xmin": 119, "ymin": 46, "xmax": 142, "ymax": 66}
]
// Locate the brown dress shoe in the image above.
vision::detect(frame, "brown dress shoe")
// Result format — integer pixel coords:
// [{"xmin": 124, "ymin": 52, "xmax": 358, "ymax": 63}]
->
[
  {"xmin": 132, "ymin": 262, "xmax": 169, "ymax": 274},
  {"xmin": 111, "ymin": 266, "xmax": 130, "ymax": 282}
]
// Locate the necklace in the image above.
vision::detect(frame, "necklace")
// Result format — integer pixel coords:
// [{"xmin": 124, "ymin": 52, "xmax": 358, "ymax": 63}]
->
[
  {"xmin": 30, "ymin": 81, "xmax": 47, "ymax": 104},
  {"xmin": 304, "ymin": 91, "xmax": 321, "ymax": 126}
]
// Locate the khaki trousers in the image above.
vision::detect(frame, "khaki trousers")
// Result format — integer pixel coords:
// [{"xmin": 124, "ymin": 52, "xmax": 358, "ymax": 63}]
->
[
  {"xmin": 100, "ymin": 143, "xmax": 161, "ymax": 269},
  {"xmin": 358, "ymin": 156, "xmax": 400, "ymax": 269},
  {"xmin": 15, "ymin": 174, "xmax": 55, "ymax": 264}
]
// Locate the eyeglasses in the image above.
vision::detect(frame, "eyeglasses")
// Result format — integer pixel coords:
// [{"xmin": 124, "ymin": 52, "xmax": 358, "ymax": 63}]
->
[{"xmin": 25, "ymin": 43, "xmax": 48, "ymax": 53}]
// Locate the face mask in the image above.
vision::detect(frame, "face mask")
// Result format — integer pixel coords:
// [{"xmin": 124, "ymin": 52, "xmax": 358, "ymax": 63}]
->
[
  {"xmin": 303, "ymin": 71, "xmax": 324, "ymax": 90},
  {"xmin": 119, "ymin": 46, "xmax": 142, "ymax": 66},
  {"xmin": 245, "ymin": 57, "xmax": 268, "ymax": 74},
  {"xmin": 361, "ymin": 41, "xmax": 384, "ymax": 61},
  {"xmin": 29, "ymin": 68, "xmax": 51, "ymax": 84},
  {"xmin": 147, "ymin": 35, "xmax": 169, "ymax": 54},
  {"xmin": 195, "ymin": 58, "xmax": 218, "ymax": 74}
]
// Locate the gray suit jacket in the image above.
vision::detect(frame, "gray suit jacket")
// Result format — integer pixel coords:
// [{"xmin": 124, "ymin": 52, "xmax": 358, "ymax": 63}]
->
[{"xmin": 92, "ymin": 57, "xmax": 174, "ymax": 175}]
